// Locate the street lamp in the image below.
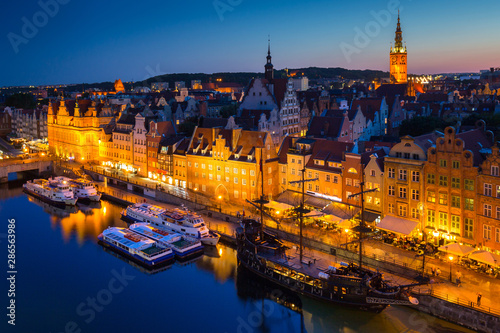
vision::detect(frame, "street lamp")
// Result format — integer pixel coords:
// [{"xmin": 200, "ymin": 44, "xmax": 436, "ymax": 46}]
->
[
  {"xmin": 344, "ymin": 228, "xmax": 349, "ymax": 249},
  {"xmin": 218, "ymin": 195, "xmax": 222, "ymax": 212},
  {"xmin": 194, "ymin": 188, "xmax": 198, "ymax": 205},
  {"xmin": 448, "ymin": 255, "xmax": 454, "ymax": 282}
]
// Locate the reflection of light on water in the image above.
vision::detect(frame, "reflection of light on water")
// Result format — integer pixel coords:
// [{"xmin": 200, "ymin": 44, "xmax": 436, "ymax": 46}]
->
[
  {"xmin": 103, "ymin": 206, "xmax": 107, "ymax": 215},
  {"xmin": 196, "ymin": 245, "xmax": 237, "ymax": 284}
]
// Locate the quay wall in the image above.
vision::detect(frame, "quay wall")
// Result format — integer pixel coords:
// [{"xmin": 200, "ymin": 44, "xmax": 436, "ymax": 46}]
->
[{"xmin": 413, "ymin": 295, "xmax": 500, "ymax": 333}]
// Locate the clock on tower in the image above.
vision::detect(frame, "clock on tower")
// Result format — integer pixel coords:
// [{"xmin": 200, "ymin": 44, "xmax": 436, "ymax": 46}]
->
[{"xmin": 389, "ymin": 12, "xmax": 407, "ymax": 84}]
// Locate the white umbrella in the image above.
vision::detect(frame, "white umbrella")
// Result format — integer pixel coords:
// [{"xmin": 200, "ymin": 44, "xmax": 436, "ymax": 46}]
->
[
  {"xmin": 468, "ymin": 250, "xmax": 500, "ymax": 267},
  {"xmin": 438, "ymin": 243, "xmax": 475, "ymax": 257}
]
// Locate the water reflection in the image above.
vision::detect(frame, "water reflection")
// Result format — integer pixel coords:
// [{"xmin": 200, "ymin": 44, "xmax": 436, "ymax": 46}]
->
[
  {"xmin": 25, "ymin": 191, "xmax": 127, "ymax": 245},
  {"xmin": 196, "ymin": 245, "xmax": 237, "ymax": 284}
]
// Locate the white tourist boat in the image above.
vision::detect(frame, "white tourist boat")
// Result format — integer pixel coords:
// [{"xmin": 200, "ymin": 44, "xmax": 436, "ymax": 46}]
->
[
  {"xmin": 130, "ymin": 223, "xmax": 204, "ymax": 260},
  {"xmin": 98, "ymin": 227, "xmax": 174, "ymax": 267},
  {"xmin": 121, "ymin": 203, "xmax": 220, "ymax": 246},
  {"xmin": 52, "ymin": 176, "xmax": 102, "ymax": 202},
  {"xmin": 23, "ymin": 178, "xmax": 78, "ymax": 206}
]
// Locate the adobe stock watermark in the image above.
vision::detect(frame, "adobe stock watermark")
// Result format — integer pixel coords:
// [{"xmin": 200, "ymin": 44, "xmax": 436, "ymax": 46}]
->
[
  {"xmin": 7, "ymin": 0, "xmax": 71, "ymax": 54},
  {"xmin": 51, "ymin": 268, "xmax": 135, "ymax": 333},
  {"xmin": 213, "ymin": 0, "xmax": 243, "ymax": 22},
  {"xmin": 339, "ymin": 0, "xmax": 409, "ymax": 63}
]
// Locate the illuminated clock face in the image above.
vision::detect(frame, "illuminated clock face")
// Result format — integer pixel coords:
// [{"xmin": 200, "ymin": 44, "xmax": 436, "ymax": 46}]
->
[{"xmin": 400, "ymin": 56, "xmax": 406, "ymax": 65}]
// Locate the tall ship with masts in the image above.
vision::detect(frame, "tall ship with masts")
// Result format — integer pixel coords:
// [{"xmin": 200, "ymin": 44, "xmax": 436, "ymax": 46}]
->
[{"xmin": 236, "ymin": 153, "xmax": 420, "ymax": 311}]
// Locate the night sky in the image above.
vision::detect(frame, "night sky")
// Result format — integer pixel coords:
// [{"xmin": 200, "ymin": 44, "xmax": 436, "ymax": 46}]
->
[{"xmin": 1, "ymin": 0, "xmax": 499, "ymax": 87}]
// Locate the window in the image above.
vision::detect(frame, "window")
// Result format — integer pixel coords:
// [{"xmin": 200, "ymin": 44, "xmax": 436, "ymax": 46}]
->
[
  {"xmin": 269, "ymin": 167, "xmax": 272, "ymax": 174},
  {"xmin": 398, "ymin": 169, "xmax": 407, "ymax": 181},
  {"xmin": 225, "ymin": 177, "xmax": 230, "ymax": 182},
  {"xmin": 209, "ymin": 174, "xmax": 213, "ymax": 180},
  {"xmin": 234, "ymin": 190, "xmax": 239, "ymax": 199},
  {"xmin": 491, "ymin": 165, "xmax": 499, "ymax": 176},
  {"xmin": 451, "ymin": 195, "xmax": 460, "ymax": 208},
  {"xmin": 451, "ymin": 215, "xmax": 460, "ymax": 234},
  {"xmin": 251, "ymin": 180, "xmax": 255, "ymax": 187},
  {"xmin": 233, "ymin": 168, "xmax": 238, "ymax": 174},
  {"xmin": 217, "ymin": 175, "xmax": 221, "ymax": 181},
  {"xmin": 412, "ymin": 171, "xmax": 420, "ymax": 182},
  {"xmin": 268, "ymin": 179, "xmax": 272, "ymax": 185},
  {"xmin": 195, "ymin": 163, "xmax": 199, "ymax": 168},
  {"xmin": 497, "ymin": 185, "xmax": 500, "ymax": 198},
  {"xmin": 439, "ymin": 212, "xmax": 448, "ymax": 229},
  {"xmin": 354, "ymin": 180, "xmax": 360, "ymax": 187},
  {"xmin": 484, "ymin": 204, "xmax": 492, "ymax": 217},
  {"xmin": 427, "ymin": 174, "xmax": 435, "ymax": 184},
  {"xmin": 308, "ymin": 183, "xmax": 313, "ymax": 191},
  {"xmin": 412, "ymin": 189, "xmax": 419, "ymax": 200},
  {"xmin": 465, "ymin": 198, "xmax": 474, "ymax": 211},
  {"xmin": 242, "ymin": 169, "xmax": 246, "ymax": 175},
  {"xmin": 281, "ymin": 178, "xmax": 286, "ymax": 185},
  {"xmin": 451, "ymin": 177, "xmax": 460, "ymax": 189},
  {"xmin": 399, "ymin": 187, "xmax": 407, "ymax": 199},
  {"xmin": 484, "ymin": 225, "xmax": 492, "ymax": 240},
  {"xmin": 315, "ymin": 185, "xmax": 319, "ymax": 192},
  {"xmin": 234, "ymin": 177, "xmax": 238, "ymax": 184},
  {"xmin": 484, "ymin": 183, "xmax": 492, "ymax": 196},
  {"xmin": 496, "ymin": 228, "xmax": 500, "ymax": 243},
  {"xmin": 326, "ymin": 175, "xmax": 331, "ymax": 182},
  {"xmin": 209, "ymin": 164, "xmax": 213, "ymax": 170},
  {"xmin": 370, "ymin": 170, "xmax": 376, "ymax": 177},
  {"xmin": 388, "ymin": 185, "xmax": 395, "ymax": 196},
  {"xmin": 439, "ymin": 176, "xmax": 448, "ymax": 187},
  {"xmin": 375, "ymin": 198, "xmax": 380, "ymax": 206},
  {"xmin": 464, "ymin": 179, "xmax": 474, "ymax": 191},
  {"xmin": 439, "ymin": 193, "xmax": 447, "ymax": 205},
  {"xmin": 439, "ymin": 159, "xmax": 447, "ymax": 167},
  {"xmin": 411, "ymin": 208, "xmax": 419, "ymax": 219},
  {"xmin": 388, "ymin": 203, "xmax": 395, "ymax": 214},
  {"xmin": 291, "ymin": 168, "xmax": 295, "ymax": 175},
  {"xmin": 388, "ymin": 168, "xmax": 395, "ymax": 178},
  {"xmin": 398, "ymin": 205, "xmax": 407, "ymax": 217},
  {"xmin": 225, "ymin": 167, "xmax": 230, "ymax": 173},
  {"xmin": 333, "ymin": 176, "xmax": 338, "ymax": 184},
  {"xmin": 497, "ymin": 207, "xmax": 500, "ymax": 219},
  {"xmin": 452, "ymin": 161, "xmax": 460, "ymax": 169},
  {"xmin": 427, "ymin": 191, "xmax": 435, "ymax": 203},
  {"xmin": 217, "ymin": 166, "xmax": 221, "ymax": 171},
  {"xmin": 250, "ymin": 170, "xmax": 255, "ymax": 176},
  {"xmin": 464, "ymin": 218, "xmax": 473, "ymax": 238},
  {"xmin": 308, "ymin": 172, "xmax": 312, "ymax": 178},
  {"xmin": 427, "ymin": 210, "xmax": 435, "ymax": 228},
  {"xmin": 346, "ymin": 178, "xmax": 352, "ymax": 186}
]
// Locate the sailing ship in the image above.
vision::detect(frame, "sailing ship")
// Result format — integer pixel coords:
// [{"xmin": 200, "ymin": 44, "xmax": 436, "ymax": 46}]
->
[{"xmin": 236, "ymin": 155, "xmax": 419, "ymax": 311}]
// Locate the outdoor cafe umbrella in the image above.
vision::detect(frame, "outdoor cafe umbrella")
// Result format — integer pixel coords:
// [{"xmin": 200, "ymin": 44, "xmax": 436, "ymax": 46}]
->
[
  {"xmin": 438, "ymin": 243, "xmax": 475, "ymax": 257},
  {"xmin": 468, "ymin": 250, "xmax": 500, "ymax": 267}
]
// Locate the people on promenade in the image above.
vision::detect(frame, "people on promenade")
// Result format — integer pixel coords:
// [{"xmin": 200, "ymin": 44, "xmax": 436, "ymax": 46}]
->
[
  {"xmin": 456, "ymin": 271, "xmax": 462, "ymax": 287},
  {"xmin": 436, "ymin": 268, "xmax": 441, "ymax": 277},
  {"xmin": 477, "ymin": 293, "xmax": 482, "ymax": 306}
]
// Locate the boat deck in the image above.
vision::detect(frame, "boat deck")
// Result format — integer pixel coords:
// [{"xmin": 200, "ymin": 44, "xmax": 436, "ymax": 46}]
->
[
  {"xmin": 141, "ymin": 246, "xmax": 165, "ymax": 256},
  {"xmin": 171, "ymin": 238, "xmax": 195, "ymax": 249}
]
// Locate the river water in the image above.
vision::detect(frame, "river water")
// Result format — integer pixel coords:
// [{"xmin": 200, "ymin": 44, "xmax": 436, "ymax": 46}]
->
[{"xmin": 0, "ymin": 182, "xmax": 472, "ymax": 333}]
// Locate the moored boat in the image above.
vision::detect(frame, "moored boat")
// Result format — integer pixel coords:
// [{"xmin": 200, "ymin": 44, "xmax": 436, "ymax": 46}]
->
[
  {"xmin": 130, "ymin": 223, "xmax": 204, "ymax": 260},
  {"xmin": 121, "ymin": 203, "xmax": 220, "ymax": 246},
  {"xmin": 23, "ymin": 178, "xmax": 78, "ymax": 206},
  {"xmin": 52, "ymin": 176, "xmax": 101, "ymax": 202},
  {"xmin": 98, "ymin": 227, "xmax": 174, "ymax": 267}
]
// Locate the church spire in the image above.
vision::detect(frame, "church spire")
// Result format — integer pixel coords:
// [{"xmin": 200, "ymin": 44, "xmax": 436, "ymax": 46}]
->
[
  {"xmin": 393, "ymin": 10, "xmax": 404, "ymax": 53},
  {"xmin": 265, "ymin": 36, "xmax": 274, "ymax": 80}
]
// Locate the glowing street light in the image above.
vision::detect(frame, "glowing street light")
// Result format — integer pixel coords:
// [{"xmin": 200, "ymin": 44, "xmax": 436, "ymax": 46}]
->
[
  {"xmin": 344, "ymin": 228, "xmax": 349, "ymax": 249},
  {"xmin": 218, "ymin": 195, "xmax": 222, "ymax": 212},
  {"xmin": 448, "ymin": 255, "xmax": 454, "ymax": 282}
]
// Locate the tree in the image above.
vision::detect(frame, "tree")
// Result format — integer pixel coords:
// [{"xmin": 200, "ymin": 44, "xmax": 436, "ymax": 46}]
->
[
  {"xmin": 220, "ymin": 103, "xmax": 238, "ymax": 118},
  {"xmin": 5, "ymin": 93, "xmax": 36, "ymax": 109},
  {"xmin": 399, "ymin": 116, "xmax": 448, "ymax": 137}
]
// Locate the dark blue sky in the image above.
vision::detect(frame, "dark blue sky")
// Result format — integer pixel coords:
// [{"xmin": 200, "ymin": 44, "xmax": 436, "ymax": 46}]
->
[{"xmin": 1, "ymin": 0, "xmax": 499, "ymax": 87}]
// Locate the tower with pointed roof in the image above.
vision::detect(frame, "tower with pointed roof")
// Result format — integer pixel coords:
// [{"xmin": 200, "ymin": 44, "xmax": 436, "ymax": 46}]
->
[
  {"xmin": 265, "ymin": 38, "xmax": 274, "ymax": 81},
  {"xmin": 390, "ymin": 11, "xmax": 407, "ymax": 84}
]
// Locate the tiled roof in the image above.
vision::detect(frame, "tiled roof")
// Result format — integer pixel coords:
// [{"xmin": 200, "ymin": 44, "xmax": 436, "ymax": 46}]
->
[
  {"xmin": 351, "ymin": 98, "xmax": 383, "ymax": 122},
  {"xmin": 307, "ymin": 116, "xmax": 343, "ymax": 139}
]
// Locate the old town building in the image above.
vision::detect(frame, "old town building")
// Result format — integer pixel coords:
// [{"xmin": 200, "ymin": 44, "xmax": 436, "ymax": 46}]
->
[{"xmin": 185, "ymin": 127, "xmax": 279, "ymax": 203}]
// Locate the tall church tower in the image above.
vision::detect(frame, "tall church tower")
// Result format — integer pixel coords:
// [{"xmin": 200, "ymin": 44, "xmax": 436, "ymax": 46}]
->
[
  {"xmin": 390, "ymin": 12, "xmax": 407, "ymax": 84},
  {"xmin": 265, "ymin": 38, "xmax": 274, "ymax": 81}
]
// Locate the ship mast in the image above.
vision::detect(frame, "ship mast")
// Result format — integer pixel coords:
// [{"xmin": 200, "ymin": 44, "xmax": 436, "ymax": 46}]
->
[
  {"xmin": 348, "ymin": 179, "xmax": 378, "ymax": 270},
  {"xmin": 289, "ymin": 169, "xmax": 318, "ymax": 264},
  {"xmin": 254, "ymin": 147, "xmax": 268, "ymax": 239}
]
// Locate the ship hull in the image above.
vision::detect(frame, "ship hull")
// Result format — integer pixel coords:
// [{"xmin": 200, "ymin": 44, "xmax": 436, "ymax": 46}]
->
[
  {"xmin": 23, "ymin": 186, "xmax": 78, "ymax": 207},
  {"xmin": 236, "ymin": 251, "xmax": 387, "ymax": 312}
]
